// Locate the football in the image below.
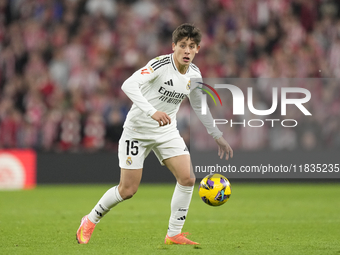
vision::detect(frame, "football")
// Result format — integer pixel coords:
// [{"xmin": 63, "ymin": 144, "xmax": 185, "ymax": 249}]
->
[{"xmin": 198, "ymin": 173, "xmax": 232, "ymax": 206}]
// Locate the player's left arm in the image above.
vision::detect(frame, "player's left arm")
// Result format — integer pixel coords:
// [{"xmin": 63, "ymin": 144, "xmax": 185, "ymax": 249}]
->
[{"xmin": 188, "ymin": 77, "xmax": 233, "ymax": 160}]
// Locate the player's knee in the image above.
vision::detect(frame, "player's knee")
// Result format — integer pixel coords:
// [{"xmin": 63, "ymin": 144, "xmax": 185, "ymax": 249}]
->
[
  {"xmin": 121, "ymin": 189, "xmax": 137, "ymax": 200},
  {"xmin": 178, "ymin": 176, "xmax": 196, "ymax": 187},
  {"xmin": 122, "ymin": 192, "xmax": 135, "ymax": 200},
  {"xmin": 118, "ymin": 186, "xmax": 138, "ymax": 200}
]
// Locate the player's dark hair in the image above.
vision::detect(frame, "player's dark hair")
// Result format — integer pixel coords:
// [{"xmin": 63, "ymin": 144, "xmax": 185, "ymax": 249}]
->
[{"xmin": 172, "ymin": 23, "xmax": 202, "ymax": 46}]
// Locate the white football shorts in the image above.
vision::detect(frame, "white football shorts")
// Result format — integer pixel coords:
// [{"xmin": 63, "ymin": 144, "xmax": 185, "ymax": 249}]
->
[{"xmin": 118, "ymin": 128, "xmax": 189, "ymax": 169}]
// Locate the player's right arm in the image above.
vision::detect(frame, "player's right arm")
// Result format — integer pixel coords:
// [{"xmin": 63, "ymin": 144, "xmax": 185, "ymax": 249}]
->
[
  {"xmin": 121, "ymin": 57, "xmax": 171, "ymax": 126},
  {"xmin": 150, "ymin": 111, "xmax": 171, "ymax": 127}
]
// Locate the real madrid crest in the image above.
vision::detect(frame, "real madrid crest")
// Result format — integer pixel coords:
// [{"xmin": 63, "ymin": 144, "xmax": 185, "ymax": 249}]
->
[
  {"xmin": 186, "ymin": 80, "xmax": 191, "ymax": 90},
  {"xmin": 126, "ymin": 157, "xmax": 132, "ymax": 165}
]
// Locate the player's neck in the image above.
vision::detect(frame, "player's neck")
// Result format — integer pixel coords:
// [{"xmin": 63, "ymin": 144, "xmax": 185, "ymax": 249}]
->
[
  {"xmin": 174, "ymin": 59, "xmax": 189, "ymax": 74},
  {"xmin": 177, "ymin": 65, "xmax": 188, "ymax": 74}
]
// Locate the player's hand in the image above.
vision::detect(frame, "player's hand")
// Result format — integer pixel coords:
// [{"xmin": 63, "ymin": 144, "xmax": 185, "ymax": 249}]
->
[
  {"xmin": 215, "ymin": 137, "xmax": 233, "ymax": 160},
  {"xmin": 151, "ymin": 111, "xmax": 171, "ymax": 126}
]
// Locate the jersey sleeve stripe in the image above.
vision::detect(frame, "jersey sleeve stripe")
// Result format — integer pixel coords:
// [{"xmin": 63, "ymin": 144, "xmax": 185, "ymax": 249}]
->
[
  {"xmin": 151, "ymin": 57, "xmax": 170, "ymax": 68},
  {"xmin": 150, "ymin": 58, "xmax": 168, "ymax": 67},
  {"xmin": 152, "ymin": 59, "xmax": 170, "ymax": 69},
  {"xmin": 153, "ymin": 61, "xmax": 171, "ymax": 71}
]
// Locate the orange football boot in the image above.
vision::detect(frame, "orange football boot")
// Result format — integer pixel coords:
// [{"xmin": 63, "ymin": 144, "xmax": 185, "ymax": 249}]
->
[
  {"xmin": 76, "ymin": 215, "xmax": 96, "ymax": 244},
  {"xmin": 164, "ymin": 232, "xmax": 199, "ymax": 245}
]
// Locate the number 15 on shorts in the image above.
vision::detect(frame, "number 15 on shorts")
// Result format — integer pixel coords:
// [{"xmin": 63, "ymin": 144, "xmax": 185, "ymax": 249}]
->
[{"xmin": 125, "ymin": 140, "xmax": 139, "ymax": 156}]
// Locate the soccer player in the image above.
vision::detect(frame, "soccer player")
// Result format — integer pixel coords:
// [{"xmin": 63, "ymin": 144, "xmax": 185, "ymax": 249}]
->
[{"xmin": 76, "ymin": 23, "xmax": 233, "ymax": 245}]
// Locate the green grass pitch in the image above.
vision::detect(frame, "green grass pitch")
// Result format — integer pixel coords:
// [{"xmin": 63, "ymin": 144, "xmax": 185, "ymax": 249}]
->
[{"xmin": 0, "ymin": 183, "xmax": 339, "ymax": 255}]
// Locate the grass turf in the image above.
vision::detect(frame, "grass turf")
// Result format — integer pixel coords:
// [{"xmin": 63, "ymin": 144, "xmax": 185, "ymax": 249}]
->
[{"xmin": 0, "ymin": 183, "xmax": 339, "ymax": 255}]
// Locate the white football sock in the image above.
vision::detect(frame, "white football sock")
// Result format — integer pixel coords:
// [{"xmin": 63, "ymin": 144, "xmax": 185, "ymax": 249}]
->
[
  {"xmin": 167, "ymin": 182, "xmax": 194, "ymax": 237},
  {"xmin": 88, "ymin": 185, "xmax": 123, "ymax": 224}
]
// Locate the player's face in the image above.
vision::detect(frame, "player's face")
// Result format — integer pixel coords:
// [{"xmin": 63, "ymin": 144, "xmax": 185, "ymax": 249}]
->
[{"xmin": 172, "ymin": 38, "xmax": 200, "ymax": 70}]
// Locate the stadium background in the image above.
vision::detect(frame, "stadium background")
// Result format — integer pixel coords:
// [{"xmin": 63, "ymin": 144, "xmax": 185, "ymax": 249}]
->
[
  {"xmin": 0, "ymin": 0, "xmax": 340, "ymax": 184},
  {"xmin": 1, "ymin": 1, "xmax": 340, "ymax": 255}
]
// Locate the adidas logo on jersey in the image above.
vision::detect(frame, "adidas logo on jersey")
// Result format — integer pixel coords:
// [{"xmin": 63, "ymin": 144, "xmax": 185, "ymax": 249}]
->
[{"xmin": 164, "ymin": 79, "xmax": 173, "ymax": 86}]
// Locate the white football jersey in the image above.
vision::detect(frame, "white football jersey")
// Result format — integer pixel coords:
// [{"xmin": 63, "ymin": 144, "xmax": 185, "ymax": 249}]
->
[{"xmin": 121, "ymin": 53, "xmax": 222, "ymax": 138}]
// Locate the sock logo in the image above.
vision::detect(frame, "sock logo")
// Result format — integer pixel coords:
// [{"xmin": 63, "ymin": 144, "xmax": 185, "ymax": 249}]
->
[
  {"xmin": 177, "ymin": 216, "xmax": 186, "ymax": 220},
  {"xmin": 99, "ymin": 204, "xmax": 105, "ymax": 211},
  {"xmin": 178, "ymin": 208, "xmax": 187, "ymax": 211},
  {"xmin": 95, "ymin": 210, "xmax": 102, "ymax": 217}
]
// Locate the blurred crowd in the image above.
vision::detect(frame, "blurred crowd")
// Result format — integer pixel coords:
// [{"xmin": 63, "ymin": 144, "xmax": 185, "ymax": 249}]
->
[{"xmin": 0, "ymin": 0, "xmax": 339, "ymax": 152}]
